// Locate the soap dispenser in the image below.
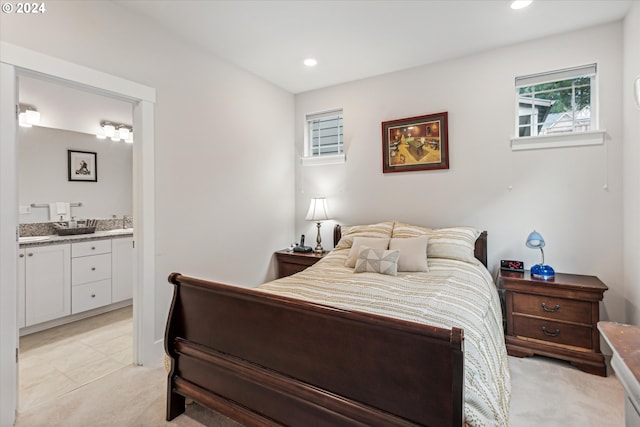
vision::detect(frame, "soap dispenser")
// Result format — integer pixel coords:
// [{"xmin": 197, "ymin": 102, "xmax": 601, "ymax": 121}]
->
[{"xmin": 69, "ymin": 217, "xmax": 77, "ymax": 229}]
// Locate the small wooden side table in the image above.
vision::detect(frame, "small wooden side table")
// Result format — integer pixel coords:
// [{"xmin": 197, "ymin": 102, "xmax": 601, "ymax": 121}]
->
[
  {"xmin": 499, "ymin": 269, "xmax": 608, "ymax": 376},
  {"xmin": 275, "ymin": 250, "xmax": 325, "ymax": 279}
]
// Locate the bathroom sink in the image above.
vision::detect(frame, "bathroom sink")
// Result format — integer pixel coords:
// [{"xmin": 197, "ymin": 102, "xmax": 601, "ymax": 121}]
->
[
  {"xmin": 19, "ymin": 236, "xmax": 51, "ymax": 243},
  {"xmin": 106, "ymin": 228, "xmax": 134, "ymax": 234}
]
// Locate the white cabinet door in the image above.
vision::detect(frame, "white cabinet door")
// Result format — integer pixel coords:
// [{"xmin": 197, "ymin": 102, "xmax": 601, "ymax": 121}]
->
[
  {"xmin": 111, "ymin": 237, "xmax": 133, "ymax": 303},
  {"xmin": 25, "ymin": 244, "xmax": 71, "ymax": 326},
  {"xmin": 17, "ymin": 249, "xmax": 25, "ymax": 329}
]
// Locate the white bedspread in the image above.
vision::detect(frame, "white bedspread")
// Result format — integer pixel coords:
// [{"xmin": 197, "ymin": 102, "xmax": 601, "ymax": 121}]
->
[{"xmin": 258, "ymin": 248, "xmax": 511, "ymax": 426}]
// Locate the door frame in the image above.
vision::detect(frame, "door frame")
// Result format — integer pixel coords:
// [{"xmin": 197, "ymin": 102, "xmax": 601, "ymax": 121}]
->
[{"xmin": 0, "ymin": 42, "xmax": 157, "ymax": 427}]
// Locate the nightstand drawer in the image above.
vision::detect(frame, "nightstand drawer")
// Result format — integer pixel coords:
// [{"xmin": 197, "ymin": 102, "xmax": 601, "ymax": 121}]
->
[
  {"xmin": 513, "ymin": 293, "xmax": 591, "ymax": 324},
  {"xmin": 512, "ymin": 316, "xmax": 592, "ymax": 349}
]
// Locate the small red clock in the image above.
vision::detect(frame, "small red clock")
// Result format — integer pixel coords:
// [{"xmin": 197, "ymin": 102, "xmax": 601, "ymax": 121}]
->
[{"xmin": 500, "ymin": 259, "xmax": 524, "ymax": 272}]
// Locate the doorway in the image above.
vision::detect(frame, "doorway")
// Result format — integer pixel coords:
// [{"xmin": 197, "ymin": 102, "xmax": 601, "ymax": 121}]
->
[
  {"xmin": 16, "ymin": 75, "xmax": 136, "ymax": 410},
  {"xmin": 0, "ymin": 44, "xmax": 157, "ymax": 427}
]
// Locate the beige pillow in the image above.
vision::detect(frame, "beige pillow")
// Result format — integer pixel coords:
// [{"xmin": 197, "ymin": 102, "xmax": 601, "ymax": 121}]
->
[
  {"xmin": 391, "ymin": 222, "xmax": 431, "ymax": 238},
  {"xmin": 354, "ymin": 246, "xmax": 400, "ymax": 276},
  {"xmin": 427, "ymin": 227, "xmax": 481, "ymax": 263},
  {"xmin": 389, "ymin": 235, "xmax": 429, "ymax": 272},
  {"xmin": 345, "ymin": 237, "xmax": 390, "ymax": 267},
  {"xmin": 334, "ymin": 221, "xmax": 394, "ymax": 250}
]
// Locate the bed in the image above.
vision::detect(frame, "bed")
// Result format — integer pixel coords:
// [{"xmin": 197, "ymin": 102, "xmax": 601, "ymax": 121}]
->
[{"xmin": 165, "ymin": 221, "xmax": 510, "ymax": 426}]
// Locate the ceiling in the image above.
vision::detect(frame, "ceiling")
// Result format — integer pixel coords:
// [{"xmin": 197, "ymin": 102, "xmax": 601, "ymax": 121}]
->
[{"xmin": 116, "ymin": 0, "xmax": 632, "ymax": 94}]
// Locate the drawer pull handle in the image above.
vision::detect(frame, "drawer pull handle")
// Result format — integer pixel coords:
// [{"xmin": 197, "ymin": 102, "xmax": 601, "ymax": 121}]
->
[
  {"xmin": 541, "ymin": 303, "xmax": 560, "ymax": 313},
  {"xmin": 541, "ymin": 326, "xmax": 560, "ymax": 337}
]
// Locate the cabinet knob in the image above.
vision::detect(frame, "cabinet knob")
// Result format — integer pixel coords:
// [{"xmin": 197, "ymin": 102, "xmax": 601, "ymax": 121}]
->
[
  {"xmin": 28, "ymin": 253, "xmax": 33, "ymax": 257},
  {"xmin": 91, "ymin": 246, "xmax": 96, "ymax": 250},
  {"xmin": 91, "ymin": 294, "xmax": 96, "ymax": 298},
  {"xmin": 91, "ymin": 267, "xmax": 96, "ymax": 271},
  {"xmin": 19, "ymin": 254, "xmax": 24, "ymax": 258}
]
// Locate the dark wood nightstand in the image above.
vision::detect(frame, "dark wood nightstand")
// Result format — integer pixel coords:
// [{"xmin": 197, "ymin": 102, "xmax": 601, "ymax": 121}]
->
[
  {"xmin": 275, "ymin": 250, "xmax": 326, "ymax": 279},
  {"xmin": 498, "ymin": 269, "xmax": 608, "ymax": 376}
]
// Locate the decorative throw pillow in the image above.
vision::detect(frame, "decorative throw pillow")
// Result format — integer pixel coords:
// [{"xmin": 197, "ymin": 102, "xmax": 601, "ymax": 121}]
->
[
  {"xmin": 354, "ymin": 246, "xmax": 400, "ymax": 276},
  {"xmin": 345, "ymin": 236, "xmax": 390, "ymax": 268},
  {"xmin": 427, "ymin": 227, "xmax": 481, "ymax": 263},
  {"xmin": 334, "ymin": 221, "xmax": 394, "ymax": 250},
  {"xmin": 389, "ymin": 235, "xmax": 429, "ymax": 272}
]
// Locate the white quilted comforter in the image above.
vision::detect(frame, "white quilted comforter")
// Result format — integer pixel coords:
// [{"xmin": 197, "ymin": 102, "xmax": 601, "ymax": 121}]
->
[{"xmin": 258, "ymin": 248, "xmax": 511, "ymax": 426}]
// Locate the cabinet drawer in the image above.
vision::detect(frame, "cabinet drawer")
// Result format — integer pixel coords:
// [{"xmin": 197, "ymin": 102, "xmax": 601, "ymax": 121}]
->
[
  {"xmin": 512, "ymin": 292, "xmax": 591, "ymax": 324},
  {"xmin": 72, "ymin": 253, "xmax": 111, "ymax": 285},
  {"xmin": 72, "ymin": 240, "xmax": 111, "ymax": 258},
  {"xmin": 72, "ymin": 279, "xmax": 111, "ymax": 314},
  {"xmin": 512, "ymin": 316, "xmax": 592, "ymax": 349}
]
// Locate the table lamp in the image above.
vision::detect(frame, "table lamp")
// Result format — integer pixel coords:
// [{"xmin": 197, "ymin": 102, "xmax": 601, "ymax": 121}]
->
[
  {"xmin": 526, "ymin": 230, "xmax": 555, "ymax": 280},
  {"xmin": 305, "ymin": 198, "xmax": 330, "ymax": 254}
]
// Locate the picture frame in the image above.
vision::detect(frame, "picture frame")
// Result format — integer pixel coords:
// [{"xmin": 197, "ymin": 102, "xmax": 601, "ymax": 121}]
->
[
  {"xmin": 382, "ymin": 112, "xmax": 449, "ymax": 173},
  {"xmin": 68, "ymin": 150, "xmax": 97, "ymax": 182}
]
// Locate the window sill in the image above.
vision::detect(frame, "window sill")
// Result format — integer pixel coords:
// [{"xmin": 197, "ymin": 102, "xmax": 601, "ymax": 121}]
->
[
  {"xmin": 301, "ymin": 154, "xmax": 345, "ymax": 166},
  {"xmin": 511, "ymin": 130, "xmax": 605, "ymax": 151}
]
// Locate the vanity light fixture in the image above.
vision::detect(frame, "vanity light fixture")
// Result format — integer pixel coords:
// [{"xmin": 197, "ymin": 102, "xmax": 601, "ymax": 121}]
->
[
  {"xmin": 18, "ymin": 104, "xmax": 41, "ymax": 128},
  {"xmin": 97, "ymin": 120, "xmax": 133, "ymax": 143},
  {"xmin": 304, "ymin": 58, "xmax": 318, "ymax": 67}
]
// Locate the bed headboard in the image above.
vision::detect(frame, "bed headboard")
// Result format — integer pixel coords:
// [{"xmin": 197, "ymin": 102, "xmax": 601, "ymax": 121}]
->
[{"xmin": 333, "ymin": 224, "xmax": 488, "ymax": 268}]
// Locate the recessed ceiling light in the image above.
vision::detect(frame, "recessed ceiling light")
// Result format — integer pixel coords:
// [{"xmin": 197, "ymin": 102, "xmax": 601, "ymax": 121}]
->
[
  {"xmin": 303, "ymin": 58, "xmax": 318, "ymax": 67},
  {"xmin": 511, "ymin": 0, "xmax": 532, "ymax": 9}
]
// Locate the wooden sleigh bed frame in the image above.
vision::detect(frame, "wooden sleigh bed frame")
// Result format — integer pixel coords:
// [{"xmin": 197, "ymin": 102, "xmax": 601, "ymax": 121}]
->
[{"xmin": 165, "ymin": 226, "xmax": 488, "ymax": 426}]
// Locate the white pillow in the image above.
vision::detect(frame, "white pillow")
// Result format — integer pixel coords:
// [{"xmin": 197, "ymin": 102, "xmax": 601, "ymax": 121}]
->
[
  {"xmin": 345, "ymin": 236, "xmax": 390, "ymax": 268},
  {"xmin": 389, "ymin": 235, "xmax": 429, "ymax": 272},
  {"xmin": 354, "ymin": 246, "xmax": 400, "ymax": 276}
]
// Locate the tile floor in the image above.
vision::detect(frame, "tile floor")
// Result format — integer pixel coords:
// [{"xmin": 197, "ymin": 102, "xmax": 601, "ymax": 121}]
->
[{"xmin": 18, "ymin": 306, "xmax": 133, "ymax": 412}]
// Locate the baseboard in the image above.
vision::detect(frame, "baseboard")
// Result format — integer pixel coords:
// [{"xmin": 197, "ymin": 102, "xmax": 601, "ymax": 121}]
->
[{"xmin": 20, "ymin": 300, "xmax": 132, "ymax": 336}]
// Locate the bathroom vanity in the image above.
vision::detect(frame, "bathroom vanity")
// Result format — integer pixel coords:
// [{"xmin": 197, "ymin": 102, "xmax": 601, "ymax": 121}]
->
[{"xmin": 18, "ymin": 229, "xmax": 133, "ymax": 335}]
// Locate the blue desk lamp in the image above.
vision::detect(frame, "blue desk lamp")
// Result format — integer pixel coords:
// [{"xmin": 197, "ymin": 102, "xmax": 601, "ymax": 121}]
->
[{"xmin": 526, "ymin": 230, "xmax": 555, "ymax": 280}]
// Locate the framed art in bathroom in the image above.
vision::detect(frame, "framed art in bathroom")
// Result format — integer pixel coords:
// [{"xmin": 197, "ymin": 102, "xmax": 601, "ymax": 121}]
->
[
  {"xmin": 382, "ymin": 111, "xmax": 449, "ymax": 173},
  {"xmin": 68, "ymin": 150, "xmax": 97, "ymax": 182}
]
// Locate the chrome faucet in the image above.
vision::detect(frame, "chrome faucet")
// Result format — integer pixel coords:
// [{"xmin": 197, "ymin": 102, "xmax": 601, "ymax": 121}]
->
[{"xmin": 122, "ymin": 215, "xmax": 129, "ymax": 229}]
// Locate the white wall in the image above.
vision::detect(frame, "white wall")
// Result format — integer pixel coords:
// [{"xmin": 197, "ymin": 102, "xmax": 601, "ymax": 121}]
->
[
  {"xmin": 623, "ymin": 2, "xmax": 640, "ymax": 325},
  {"xmin": 295, "ymin": 22, "xmax": 625, "ymax": 323},
  {"xmin": 1, "ymin": 1, "xmax": 295, "ymax": 342},
  {"xmin": 18, "ymin": 126, "xmax": 133, "ymax": 223}
]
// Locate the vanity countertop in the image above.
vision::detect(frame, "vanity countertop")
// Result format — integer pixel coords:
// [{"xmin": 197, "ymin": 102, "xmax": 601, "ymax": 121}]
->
[{"xmin": 19, "ymin": 229, "xmax": 133, "ymax": 247}]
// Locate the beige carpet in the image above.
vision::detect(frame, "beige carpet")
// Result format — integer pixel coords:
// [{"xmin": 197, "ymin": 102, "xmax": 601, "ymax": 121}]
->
[{"xmin": 15, "ymin": 355, "xmax": 624, "ymax": 426}]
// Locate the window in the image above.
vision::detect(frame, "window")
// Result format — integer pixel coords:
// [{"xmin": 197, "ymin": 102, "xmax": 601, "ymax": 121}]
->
[
  {"xmin": 303, "ymin": 109, "xmax": 344, "ymax": 165},
  {"xmin": 512, "ymin": 64, "xmax": 603, "ymax": 150}
]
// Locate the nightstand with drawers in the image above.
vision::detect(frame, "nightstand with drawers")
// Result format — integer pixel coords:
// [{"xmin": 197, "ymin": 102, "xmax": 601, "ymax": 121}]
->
[
  {"xmin": 275, "ymin": 250, "xmax": 325, "ymax": 279},
  {"xmin": 498, "ymin": 269, "xmax": 608, "ymax": 376}
]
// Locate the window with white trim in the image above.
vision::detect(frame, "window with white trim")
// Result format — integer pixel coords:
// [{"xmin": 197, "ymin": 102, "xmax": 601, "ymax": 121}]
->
[
  {"xmin": 512, "ymin": 64, "xmax": 603, "ymax": 150},
  {"xmin": 303, "ymin": 109, "xmax": 344, "ymax": 164}
]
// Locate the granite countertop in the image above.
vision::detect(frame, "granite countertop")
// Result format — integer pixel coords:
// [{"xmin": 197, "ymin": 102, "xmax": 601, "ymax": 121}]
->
[{"xmin": 19, "ymin": 228, "xmax": 133, "ymax": 247}]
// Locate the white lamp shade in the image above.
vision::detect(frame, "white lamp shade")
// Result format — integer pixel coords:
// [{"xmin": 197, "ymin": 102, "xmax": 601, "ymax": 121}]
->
[
  {"xmin": 118, "ymin": 127, "xmax": 130, "ymax": 140},
  {"xmin": 305, "ymin": 198, "xmax": 329, "ymax": 221},
  {"xmin": 103, "ymin": 124, "xmax": 115, "ymax": 137},
  {"xmin": 25, "ymin": 110, "xmax": 40, "ymax": 125}
]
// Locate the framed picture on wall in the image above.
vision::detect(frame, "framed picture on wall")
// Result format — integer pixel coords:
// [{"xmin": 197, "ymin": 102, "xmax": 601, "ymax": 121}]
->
[
  {"xmin": 382, "ymin": 112, "xmax": 449, "ymax": 173},
  {"xmin": 68, "ymin": 150, "xmax": 97, "ymax": 182}
]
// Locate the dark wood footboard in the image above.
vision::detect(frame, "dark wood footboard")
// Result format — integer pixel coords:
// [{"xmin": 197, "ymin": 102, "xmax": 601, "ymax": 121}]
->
[{"xmin": 165, "ymin": 273, "xmax": 464, "ymax": 426}]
